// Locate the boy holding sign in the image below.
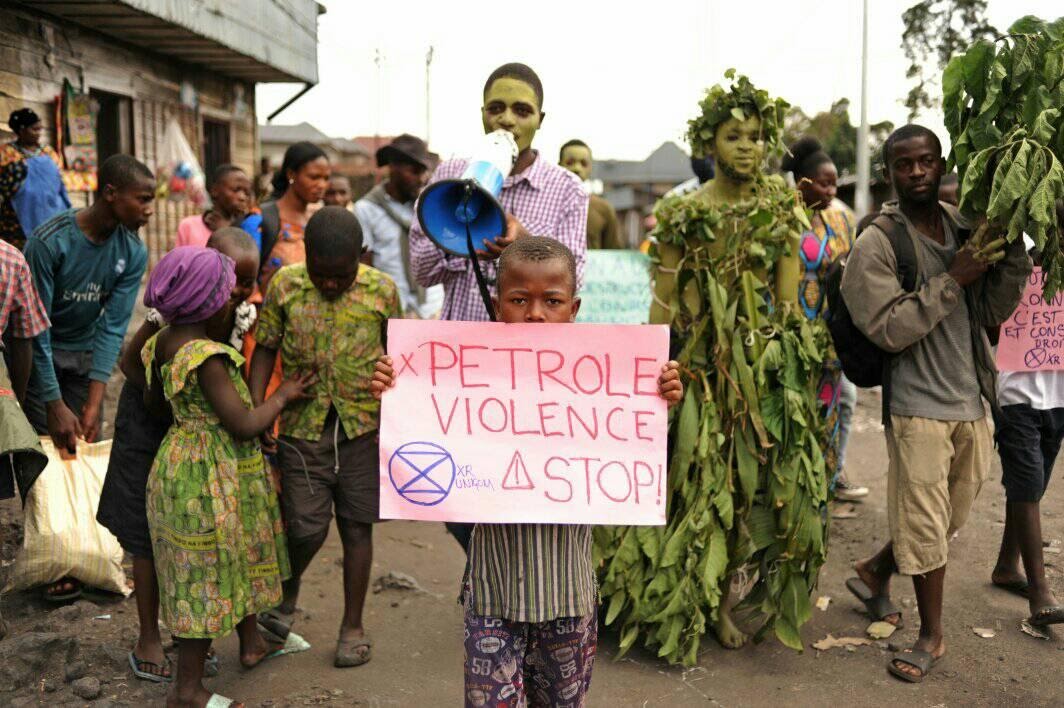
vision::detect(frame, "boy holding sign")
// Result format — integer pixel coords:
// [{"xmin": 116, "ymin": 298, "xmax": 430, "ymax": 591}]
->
[
  {"xmin": 250, "ymin": 207, "xmax": 402, "ymax": 668},
  {"xmin": 372, "ymin": 237, "xmax": 683, "ymax": 706}
]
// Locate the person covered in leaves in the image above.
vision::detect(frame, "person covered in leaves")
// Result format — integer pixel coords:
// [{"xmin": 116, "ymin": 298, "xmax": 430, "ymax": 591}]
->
[
  {"xmin": 781, "ymin": 136, "xmax": 867, "ymax": 502},
  {"xmin": 840, "ymin": 124, "xmax": 1030, "ymax": 683},
  {"xmin": 596, "ymin": 71, "xmax": 833, "ymax": 663}
]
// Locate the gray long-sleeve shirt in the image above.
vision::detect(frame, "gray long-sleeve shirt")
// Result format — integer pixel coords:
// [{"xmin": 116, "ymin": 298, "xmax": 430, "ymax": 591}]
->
[{"xmin": 841, "ymin": 201, "xmax": 1030, "ymax": 420}]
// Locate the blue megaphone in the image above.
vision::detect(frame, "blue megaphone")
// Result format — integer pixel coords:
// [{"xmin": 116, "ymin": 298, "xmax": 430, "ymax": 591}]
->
[{"xmin": 417, "ymin": 130, "xmax": 519, "ymax": 257}]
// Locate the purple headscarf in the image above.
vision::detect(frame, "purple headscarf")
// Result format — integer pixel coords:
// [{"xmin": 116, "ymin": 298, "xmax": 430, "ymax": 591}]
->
[{"xmin": 145, "ymin": 246, "xmax": 236, "ymax": 325}]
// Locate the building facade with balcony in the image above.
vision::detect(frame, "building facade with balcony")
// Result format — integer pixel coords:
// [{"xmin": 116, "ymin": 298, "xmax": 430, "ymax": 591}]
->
[{"xmin": 1, "ymin": 0, "xmax": 321, "ymax": 265}]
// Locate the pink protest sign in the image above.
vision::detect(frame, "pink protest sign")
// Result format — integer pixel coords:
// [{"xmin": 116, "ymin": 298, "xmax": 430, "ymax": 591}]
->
[
  {"xmin": 379, "ymin": 320, "xmax": 670, "ymax": 525},
  {"xmin": 998, "ymin": 267, "xmax": 1064, "ymax": 372}
]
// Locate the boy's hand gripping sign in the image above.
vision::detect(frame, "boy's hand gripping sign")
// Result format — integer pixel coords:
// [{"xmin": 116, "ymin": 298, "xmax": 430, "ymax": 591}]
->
[{"xmin": 379, "ymin": 320, "xmax": 670, "ymax": 525}]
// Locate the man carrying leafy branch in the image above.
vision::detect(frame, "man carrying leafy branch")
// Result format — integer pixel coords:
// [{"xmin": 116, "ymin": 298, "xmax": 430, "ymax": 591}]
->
[
  {"xmin": 595, "ymin": 71, "xmax": 833, "ymax": 663},
  {"xmin": 941, "ymin": 10, "xmax": 1064, "ymax": 639},
  {"xmin": 841, "ymin": 124, "xmax": 1030, "ymax": 683}
]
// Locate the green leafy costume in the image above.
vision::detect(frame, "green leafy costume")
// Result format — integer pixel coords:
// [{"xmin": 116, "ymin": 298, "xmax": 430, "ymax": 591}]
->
[
  {"xmin": 144, "ymin": 336, "xmax": 290, "ymax": 639},
  {"xmin": 594, "ymin": 73, "xmax": 833, "ymax": 665}
]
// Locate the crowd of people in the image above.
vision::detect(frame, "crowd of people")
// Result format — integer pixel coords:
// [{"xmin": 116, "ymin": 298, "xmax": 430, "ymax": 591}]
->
[{"xmin": 0, "ymin": 56, "xmax": 1059, "ymax": 707}]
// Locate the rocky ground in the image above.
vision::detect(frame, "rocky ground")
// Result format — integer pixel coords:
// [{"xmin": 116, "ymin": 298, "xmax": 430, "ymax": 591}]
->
[{"xmin": 1, "ymin": 382, "xmax": 1062, "ymax": 706}]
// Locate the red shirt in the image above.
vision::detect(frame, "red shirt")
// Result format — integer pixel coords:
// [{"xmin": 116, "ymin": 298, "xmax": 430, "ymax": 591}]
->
[{"xmin": 0, "ymin": 239, "xmax": 48, "ymax": 339}]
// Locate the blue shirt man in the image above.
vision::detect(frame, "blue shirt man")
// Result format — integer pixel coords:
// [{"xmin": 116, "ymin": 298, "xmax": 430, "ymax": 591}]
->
[{"xmin": 23, "ymin": 154, "xmax": 155, "ymax": 451}]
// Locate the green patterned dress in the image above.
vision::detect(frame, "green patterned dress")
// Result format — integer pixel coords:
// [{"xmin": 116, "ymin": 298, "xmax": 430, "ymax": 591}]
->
[{"xmin": 143, "ymin": 336, "xmax": 290, "ymax": 639}]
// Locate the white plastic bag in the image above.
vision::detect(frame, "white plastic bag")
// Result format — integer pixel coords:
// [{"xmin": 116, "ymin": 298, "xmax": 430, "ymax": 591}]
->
[
  {"xmin": 154, "ymin": 117, "xmax": 207, "ymax": 208},
  {"xmin": 5, "ymin": 438, "xmax": 130, "ymax": 596}
]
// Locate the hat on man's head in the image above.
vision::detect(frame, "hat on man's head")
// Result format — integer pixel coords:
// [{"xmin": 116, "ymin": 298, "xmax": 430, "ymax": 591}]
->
[{"xmin": 376, "ymin": 134, "xmax": 435, "ymax": 169}]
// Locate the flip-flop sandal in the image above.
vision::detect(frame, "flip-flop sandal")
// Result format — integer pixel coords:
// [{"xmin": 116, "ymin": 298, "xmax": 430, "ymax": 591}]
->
[
  {"xmin": 335, "ymin": 634, "xmax": 372, "ymax": 668},
  {"xmin": 128, "ymin": 651, "xmax": 172, "ymax": 683},
  {"xmin": 993, "ymin": 579, "xmax": 1030, "ymax": 599},
  {"xmin": 845, "ymin": 577, "xmax": 903, "ymax": 628},
  {"xmin": 43, "ymin": 578, "xmax": 82, "ymax": 603},
  {"xmin": 887, "ymin": 648, "xmax": 943, "ymax": 683},
  {"xmin": 1029, "ymin": 605, "xmax": 1064, "ymax": 626},
  {"xmin": 257, "ymin": 611, "xmax": 293, "ymax": 642},
  {"xmin": 205, "ymin": 694, "xmax": 243, "ymax": 708},
  {"xmin": 242, "ymin": 630, "xmax": 311, "ymax": 669}
]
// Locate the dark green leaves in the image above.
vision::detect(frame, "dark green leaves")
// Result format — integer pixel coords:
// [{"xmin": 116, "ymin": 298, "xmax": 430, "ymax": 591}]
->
[
  {"xmin": 945, "ymin": 16, "xmax": 1064, "ymax": 298},
  {"xmin": 597, "ymin": 177, "xmax": 832, "ymax": 665}
]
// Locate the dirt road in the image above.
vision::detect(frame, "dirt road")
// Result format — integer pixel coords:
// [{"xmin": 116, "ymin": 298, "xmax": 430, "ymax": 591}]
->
[{"xmin": 2, "ymin": 392, "xmax": 1062, "ymax": 706}]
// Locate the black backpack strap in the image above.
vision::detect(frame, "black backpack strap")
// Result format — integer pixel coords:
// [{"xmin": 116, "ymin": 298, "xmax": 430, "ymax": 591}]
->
[
  {"xmin": 259, "ymin": 201, "xmax": 280, "ymax": 268},
  {"xmin": 871, "ymin": 214, "xmax": 918, "ymax": 427}
]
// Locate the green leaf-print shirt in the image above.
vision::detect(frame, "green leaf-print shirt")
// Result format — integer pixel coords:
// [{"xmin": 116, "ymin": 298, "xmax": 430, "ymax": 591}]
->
[{"xmin": 255, "ymin": 262, "xmax": 401, "ymax": 441}]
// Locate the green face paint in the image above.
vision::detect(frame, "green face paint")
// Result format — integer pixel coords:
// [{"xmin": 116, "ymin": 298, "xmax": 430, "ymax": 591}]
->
[
  {"xmin": 482, "ymin": 77, "xmax": 542, "ymax": 152},
  {"xmin": 710, "ymin": 116, "xmax": 765, "ymax": 183},
  {"xmin": 560, "ymin": 145, "xmax": 593, "ymax": 181}
]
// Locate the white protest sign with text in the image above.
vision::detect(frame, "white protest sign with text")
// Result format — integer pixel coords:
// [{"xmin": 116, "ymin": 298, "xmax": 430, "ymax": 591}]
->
[{"xmin": 379, "ymin": 320, "xmax": 670, "ymax": 525}]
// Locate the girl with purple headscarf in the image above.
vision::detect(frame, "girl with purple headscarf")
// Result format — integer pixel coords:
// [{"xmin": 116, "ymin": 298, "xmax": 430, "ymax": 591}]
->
[
  {"xmin": 98, "ymin": 232, "xmax": 261, "ymax": 685},
  {"xmin": 141, "ymin": 246, "xmax": 315, "ymax": 708}
]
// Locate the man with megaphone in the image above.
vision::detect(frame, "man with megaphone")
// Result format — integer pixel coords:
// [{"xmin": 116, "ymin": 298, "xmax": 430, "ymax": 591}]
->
[
  {"xmin": 409, "ymin": 62, "xmax": 589, "ymax": 327},
  {"xmin": 409, "ymin": 62, "xmax": 588, "ymax": 559}
]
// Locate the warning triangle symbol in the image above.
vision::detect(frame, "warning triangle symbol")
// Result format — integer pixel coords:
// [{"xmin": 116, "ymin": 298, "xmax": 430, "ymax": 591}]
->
[{"xmin": 501, "ymin": 450, "xmax": 535, "ymax": 490}]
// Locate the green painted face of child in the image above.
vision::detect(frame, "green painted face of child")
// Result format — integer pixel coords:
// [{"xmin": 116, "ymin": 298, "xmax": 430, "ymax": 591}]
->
[
  {"xmin": 482, "ymin": 78, "xmax": 543, "ymax": 153},
  {"xmin": 560, "ymin": 145, "xmax": 593, "ymax": 182},
  {"xmin": 710, "ymin": 115, "xmax": 764, "ymax": 182}
]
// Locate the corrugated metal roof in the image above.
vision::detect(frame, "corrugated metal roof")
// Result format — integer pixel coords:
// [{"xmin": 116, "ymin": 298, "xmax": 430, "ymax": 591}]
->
[{"xmin": 25, "ymin": 0, "xmax": 320, "ymax": 83}]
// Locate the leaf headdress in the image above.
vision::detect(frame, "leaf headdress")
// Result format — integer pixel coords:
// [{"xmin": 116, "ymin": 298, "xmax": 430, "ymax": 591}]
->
[{"xmin": 686, "ymin": 69, "xmax": 790, "ymax": 160}]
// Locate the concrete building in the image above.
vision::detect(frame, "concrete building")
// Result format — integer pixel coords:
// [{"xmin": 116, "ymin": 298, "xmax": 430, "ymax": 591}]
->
[
  {"xmin": 1, "ymin": 0, "xmax": 321, "ymax": 265},
  {"xmin": 595, "ymin": 142, "xmax": 693, "ymax": 247}
]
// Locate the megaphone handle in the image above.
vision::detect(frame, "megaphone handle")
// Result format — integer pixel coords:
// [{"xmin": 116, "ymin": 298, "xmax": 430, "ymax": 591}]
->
[{"xmin": 463, "ymin": 190, "xmax": 497, "ymax": 322}]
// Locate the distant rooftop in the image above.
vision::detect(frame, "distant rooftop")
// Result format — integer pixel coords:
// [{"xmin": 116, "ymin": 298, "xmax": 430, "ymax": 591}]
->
[
  {"xmin": 259, "ymin": 122, "xmax": 370, "ymax": 157},
  {"xmin": 260, "ymin": 122, "xmax": 331, "ymax": 145},
  {"xmin": 594, "ymin": 142, "xmax": 692, "ymax": 185}
]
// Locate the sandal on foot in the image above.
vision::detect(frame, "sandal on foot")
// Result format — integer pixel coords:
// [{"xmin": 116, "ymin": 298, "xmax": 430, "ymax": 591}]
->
[
  {"xmin": 846, "ymin": 577, "xmax": 903, "ymax": 627},
  {"xmin": 1029, "ymin": 605, "xmax": 1064, "ymax": 626},
  {"xmin": 42, "ymin": 578, "xmax": 82, "ymax": 603},
  {"xmin": 257, "ymin": 610, "xmax": 292, "ymax": 643},
  {"xmin": 992, "ymin": 579, "xmax": 1030, "ymax": 599},
  {"xmin": 242, "ymin": 630, "xmax": 311, "ymax": 669},
  {"xmin": 888, "ymin": 648, "xmax": 943, "ymax": 683},
  {"xmin": 205, "ymin": 694, "xmax": 243, "ymax": 708},
  {"xmin": 335, "ymin": 634, "xmax": 372, "ymax": 668},
  {"xmin": 127, "ymin": 651, "xmax": 172, "ymax": 683}
]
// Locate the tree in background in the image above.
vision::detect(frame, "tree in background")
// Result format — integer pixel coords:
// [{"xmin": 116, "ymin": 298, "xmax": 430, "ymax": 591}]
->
[
  {"xmin": 901, "ymin": 0, "xmax": 997, "ymax": 119},
  {"xmin": 782, "ymin": 99, "xmax": 893, "ymax": 176}
]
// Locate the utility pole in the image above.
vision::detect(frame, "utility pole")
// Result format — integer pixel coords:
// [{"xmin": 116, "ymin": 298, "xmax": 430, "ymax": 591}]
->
[
  {"xmin": 425, "ymin": 46, "xmax": 434, "ymax": 143},
  {"xmin": 855, "ymin": 0, "xmax": 871, "ymax": 218},
  {"xmin": 374, "ymin": 47, "xmax": 384, "ymax": 154}
]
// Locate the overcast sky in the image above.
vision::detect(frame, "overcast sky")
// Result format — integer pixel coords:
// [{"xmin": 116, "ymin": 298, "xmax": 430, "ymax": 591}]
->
[{"xmin": 257, "ymin": 0, "xmax": 1061, "ymax": 163}]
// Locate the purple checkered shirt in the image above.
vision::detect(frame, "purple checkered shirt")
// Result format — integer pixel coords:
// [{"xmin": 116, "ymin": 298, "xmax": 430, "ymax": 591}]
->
[{"xmin": 410, "ymin": 152, "xmax": 588, "ymax": 322}]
